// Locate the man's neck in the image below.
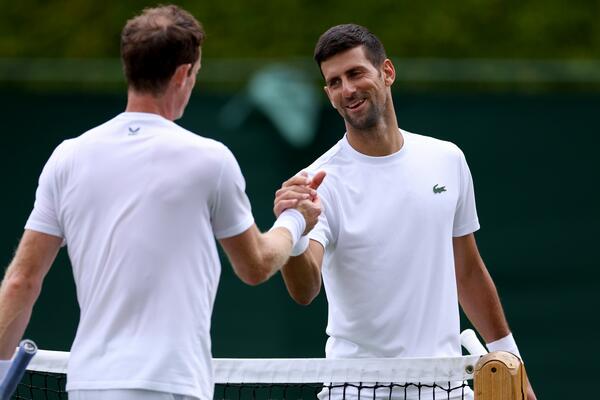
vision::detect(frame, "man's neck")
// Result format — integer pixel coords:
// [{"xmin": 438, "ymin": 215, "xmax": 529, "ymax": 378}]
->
[
  {"xmin": 346, "ymin": 113, "xmax": 403, "ymax": 157},
  {"xmin": 125, "ymin": 90, "xmax": 176, "ymax": 121}
]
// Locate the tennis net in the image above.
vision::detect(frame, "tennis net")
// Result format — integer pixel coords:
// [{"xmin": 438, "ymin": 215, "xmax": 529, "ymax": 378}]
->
[{"xmin": 14, "ymin": 351, "xmax": 481, "ymax": 399}]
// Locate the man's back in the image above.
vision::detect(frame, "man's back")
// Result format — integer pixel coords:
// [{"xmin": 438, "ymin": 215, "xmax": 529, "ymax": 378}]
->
[{"xmin": 26, "ymin": 112, "xmax": 254, "ymax": 398}]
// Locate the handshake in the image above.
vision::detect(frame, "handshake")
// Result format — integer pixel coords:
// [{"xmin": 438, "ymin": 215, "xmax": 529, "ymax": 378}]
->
[{"xmin": 271, "ymin": 170, "xmax": 326, "ymax": 251}]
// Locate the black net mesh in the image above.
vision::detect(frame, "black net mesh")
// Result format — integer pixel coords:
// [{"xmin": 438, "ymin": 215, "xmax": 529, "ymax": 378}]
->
[
  {"xmin": 14, "ymin": 371, "xmax": 471, "ymax": 399},
  {"xmin": 14, "ymin": 371, "xmax": 67, "ymax": 399}
]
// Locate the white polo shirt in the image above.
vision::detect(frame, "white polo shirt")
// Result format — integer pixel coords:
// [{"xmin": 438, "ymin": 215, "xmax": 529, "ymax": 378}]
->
[
  {"xmin": 25, "ymin": 112, "xmax": 254, "ymax": 399},
  {"xmin": 305, "ymin": 130, "xmax": 480, "ymax": 359}
]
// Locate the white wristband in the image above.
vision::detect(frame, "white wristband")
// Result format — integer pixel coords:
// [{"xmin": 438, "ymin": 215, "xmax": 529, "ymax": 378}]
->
[
  {"xmin": 0, "ymin": 359, "xmax": 11, "ymax": 383},
  {"xmin": 291, "ymin": 235, "xmax": 310, "ymax": 256},
  {"xmin": 486, "ymin": 332, "xmax": 521, "ymax": 358},
  {"xmin": 271, "ymin": 209, "xmax": 306, "ymax": 247}
]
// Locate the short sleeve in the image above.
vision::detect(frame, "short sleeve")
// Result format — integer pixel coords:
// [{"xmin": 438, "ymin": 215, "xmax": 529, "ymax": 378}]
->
[
  {"xmin": 453, "ymin": 150, "xmax": 480, "ymax": 237},
  {"xmin": 25, "ymin": 147, "xmax": 64, "ymax": 238},
  {"xmin": 210, "ymin": 147, "xmax": 254, "ymax": 239}
]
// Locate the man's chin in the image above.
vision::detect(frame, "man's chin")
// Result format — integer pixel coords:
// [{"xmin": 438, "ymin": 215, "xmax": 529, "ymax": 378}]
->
[{"xmin": 345, "ymin": 116, "xmax": 377, "ymax": 131}]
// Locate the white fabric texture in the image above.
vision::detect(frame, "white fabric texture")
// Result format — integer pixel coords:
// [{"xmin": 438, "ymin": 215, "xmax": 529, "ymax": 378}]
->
[
  {"xmin": 27, "ymin": 350, "xmax": 482, "ymax": 382},
  {"xmin": 25, "ymin": 112, "xmax": 254, "ymax": 400},
  {"xmin": 486, "ymin": 333, "xmax": 521, "ymax": 358},
  {"xmin": 271, "ymin": 208, "xmax": 306, "ymax": 245},
  {"xmin": 28, "ymin": 349, "xmax": 479, "ymax": 400},
  {"xmin": 69, "ymin": 389, "xmax": 193, "ymax": 400},
  {"xmin": 291, "ymin": 235, "xmax": 310, "ymax": 256},
  {"xmin": 305, "ymin": 130, "xmax": 480, "ymax": 360}
]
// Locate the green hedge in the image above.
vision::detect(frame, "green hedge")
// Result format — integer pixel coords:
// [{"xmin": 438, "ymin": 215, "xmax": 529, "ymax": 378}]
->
[{"xmin": 1, "ymin": 0, "xmax": 598, "ymax": 58}]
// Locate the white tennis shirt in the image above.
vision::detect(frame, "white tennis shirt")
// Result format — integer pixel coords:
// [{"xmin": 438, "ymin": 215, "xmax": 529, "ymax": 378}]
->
[
  {"xmin": 25, "ymin": 112, "xmax": 254, "ymax": 399},
  {"xmin": 305, "ymin": 130, "xmax": 480, "ymax": 359}
]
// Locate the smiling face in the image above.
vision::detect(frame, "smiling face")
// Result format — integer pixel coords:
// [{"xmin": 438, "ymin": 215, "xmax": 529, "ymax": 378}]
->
[{"xmin": 321, "ymin": 46, "xmax": 394, "ymax": 132}]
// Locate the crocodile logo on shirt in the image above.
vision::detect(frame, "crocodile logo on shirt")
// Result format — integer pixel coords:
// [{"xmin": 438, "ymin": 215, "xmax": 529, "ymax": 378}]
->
[{"xmin": 433, "ymin": 184, "xmax": 447, "ymax": 194}]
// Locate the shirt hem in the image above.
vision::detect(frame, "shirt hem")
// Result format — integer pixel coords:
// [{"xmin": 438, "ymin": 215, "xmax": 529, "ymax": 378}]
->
[
  {"xmin": 307, "ymin": 232, "xmax": 328, "ymax": 249},
  {"xmin": 452, "ymin": 220, "xmax": 480, "ymax": 237},
  {"xmin": 213, "ymin": 216, "xmax": 254, "ymax": 239},
  {"xmin": 66, "ymin": 380, "xmax": 205, "ymax": 400},
  {"xmin": 24, "ymin": 222, "xmax": 63, "ymax": 238}
]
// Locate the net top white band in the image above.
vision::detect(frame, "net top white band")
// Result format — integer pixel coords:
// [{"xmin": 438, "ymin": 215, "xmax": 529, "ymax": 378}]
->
[{"xmin": 27, "ymin": 351, "xmax": 480, "ymax": 383}]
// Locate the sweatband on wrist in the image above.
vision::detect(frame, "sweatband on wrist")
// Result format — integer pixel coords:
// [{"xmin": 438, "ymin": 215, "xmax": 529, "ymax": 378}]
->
[
  {"xmin": 0, "ymin": 359, "xmax": 11, "ymax": 382},
  {"xmin": 271, "ymin": 209, "xmax": 306, "ymax": 247},
  {"xmin": 290, "ymin": 235, "xmax": 310, "ymax": 256},
  {"xmin": 486, "ymin": 332, "xmax": 521, "ymax": 358}
]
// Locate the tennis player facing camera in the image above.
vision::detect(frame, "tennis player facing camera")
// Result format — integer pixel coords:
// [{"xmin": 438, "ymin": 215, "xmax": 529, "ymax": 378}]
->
[
  {"xmin": 0, "ymin": 5, "xmax": 323, "ymax": 400},
  {"xmin": 275, "ymin": 24, "xmax": 536, "ymax": 399}
]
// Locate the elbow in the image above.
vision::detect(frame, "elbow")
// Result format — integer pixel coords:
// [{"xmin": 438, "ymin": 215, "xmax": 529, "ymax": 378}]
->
[
  {"xmin": 230, "ymin": 238, "xmax": 284, "ymax": 286},
  {"xmin": 289, "ymin": 283, "xmax": 320, "ymax": 306},
  {"xmin": 3, "ymin": 273, "xmax": 42, "ymax": 300},
  {"xmin": 240, "ymin": 269, "xmax": 270, "ymax": 286},
  {"xmin": 293, "ymin": 294, "xmax": 316, "ymax": 306},
  {"xmin": 236, "ymin": 260, "xmax": 273, "ymax": 286},
  {"xmin": 239, "ymin": 247, "xmax": 283, "ymax": 286}
]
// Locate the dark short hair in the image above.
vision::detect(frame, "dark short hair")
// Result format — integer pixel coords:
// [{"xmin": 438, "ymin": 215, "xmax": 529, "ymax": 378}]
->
[
  {"xmin": 314, "ymin": 24, "xmax": 386, "ymax": 69},
  {"xmin": 121, "ymin": 5, "xmax": 205, "ymax": 95}
]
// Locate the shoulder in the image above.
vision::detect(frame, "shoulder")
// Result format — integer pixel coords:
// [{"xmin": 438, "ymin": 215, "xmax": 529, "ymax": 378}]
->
[
  {"xmin": 404, "ymin": 130, "xmax": 462, "ymax": 153},
  {"xmin": 168, "ymin": 127, "xmax": 240, "ymax": 173},
  {"xmin": 46, "ymin": 137, "xmax": 79, "ymax": 166},
  {"xmin": 303, "ymin": 138, "xmax": 347, "ymax": 175},
  {"xmin": 403, "ymin": 129, "xmax": 465, "ymax": 162}
]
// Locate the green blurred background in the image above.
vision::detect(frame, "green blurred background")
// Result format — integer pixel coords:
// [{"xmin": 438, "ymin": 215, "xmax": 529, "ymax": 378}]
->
[{"xmin": 1, "ymin": 1, "xmax": 599, "ymax": 399}]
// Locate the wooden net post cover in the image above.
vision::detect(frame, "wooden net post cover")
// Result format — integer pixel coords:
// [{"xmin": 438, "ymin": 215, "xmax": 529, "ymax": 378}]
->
[{"xmin": 473, "ymin": 351, "xmax": 528, "ymax": 400}]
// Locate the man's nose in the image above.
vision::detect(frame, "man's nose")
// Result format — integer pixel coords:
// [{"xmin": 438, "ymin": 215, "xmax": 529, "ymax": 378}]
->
[{"xmin": 341, "ymin": 79, "xmax": 356, "ymax": 98}]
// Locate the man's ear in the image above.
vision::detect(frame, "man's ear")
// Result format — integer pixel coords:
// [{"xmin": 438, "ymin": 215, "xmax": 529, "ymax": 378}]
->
[
  {"xmin": 172, "ymin": 63, "xmax": 192, "ymax": 87},
  {"xmin": 323, "ymin": 86, "xmax": 336, "ymax": 109},
  {"xmin": 382, "ymin": 59, "xmax": 396, "ymax": 87}
]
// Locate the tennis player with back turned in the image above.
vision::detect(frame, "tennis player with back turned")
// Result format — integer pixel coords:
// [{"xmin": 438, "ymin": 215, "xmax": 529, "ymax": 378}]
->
[{"xmin": 0, "ymin": 5, "xmax": 324, "ymax": 400}]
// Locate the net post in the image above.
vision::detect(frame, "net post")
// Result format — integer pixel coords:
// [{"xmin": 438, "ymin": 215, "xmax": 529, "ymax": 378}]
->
[{"xmin": 473, "ymin": 351, "xmax": 528, "ymax": 400}]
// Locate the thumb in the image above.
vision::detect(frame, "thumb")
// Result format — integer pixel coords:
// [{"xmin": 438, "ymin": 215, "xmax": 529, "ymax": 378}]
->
[{"xmin": 309, "ymin": 170, "xmax": 326, "ymax": 190}]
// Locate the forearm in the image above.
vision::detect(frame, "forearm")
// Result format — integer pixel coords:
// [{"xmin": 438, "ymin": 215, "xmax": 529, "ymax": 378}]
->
[
  {"xmin": 0, "ymin": 269, "xmax": 41, "ymax": 358},
  {"xmin": 255, "ymin": 227, "xmax": 295, "ymax": 280},
  {"xmin": 281, "ymin": 242, "xmax": 321, "ymax": 305},
  {"xmin": 0, "ymin": 231, "xmax": 60, "ymax": 358},
  {"xmin": 458, "ymin": 261, "xmax": 510, "ymax": 343},
  {"xmin": 221, "ymin": 225, "xmax": 295, "ymax": 286},
  {"xmin": 460, "ymin": 269, "xmax": 537, "ymax": 398}
]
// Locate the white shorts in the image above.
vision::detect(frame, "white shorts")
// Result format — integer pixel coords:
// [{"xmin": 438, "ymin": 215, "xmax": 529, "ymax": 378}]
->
[{"xmin": 68, "ymin": 389, "xmax": 198, "ymax": 400}]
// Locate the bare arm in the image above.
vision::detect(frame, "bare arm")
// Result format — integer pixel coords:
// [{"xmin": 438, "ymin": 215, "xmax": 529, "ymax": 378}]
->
[
  {"xmin": 220, "ymin": 188, "xmax": 323, "ymax": 286},
  {"xmin": 454, "ymin": 233, "xmax": 536, "ymax": 399},
  {"xmin": 281, "ymin": 240, "xmax": 324, "ymax": 305},
  {"xmin": 453, "ymin": 233, "xmax": 509, "ymax": 342},
  {"xmin": 219, "ymin": 225, "xmax": 295, "ymax": 286},
  {"xmin": 0, "ymin": 230, "xmax": 62, "ymax": 358},
  {"xmin": 273, "ymin": 171, "xmax": 327, "ymax": 305}
]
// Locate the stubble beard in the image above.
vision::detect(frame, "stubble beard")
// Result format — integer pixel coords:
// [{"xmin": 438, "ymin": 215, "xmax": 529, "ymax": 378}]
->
[{"xmin": 343, "ymin": 98, "xmax": 382, "ymax": 131}]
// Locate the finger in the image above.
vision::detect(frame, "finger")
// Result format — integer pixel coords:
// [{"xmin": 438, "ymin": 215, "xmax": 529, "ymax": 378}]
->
[
  {"xmin": 298, "ymin": 198, "xmax": 322, "ymax": 216},
  {"xmin": 274, "ymin": 199, "xmax": 298, "ymax": 216},
  {"xmin": 282, "ymin": 172, "xmax": 310, "ymax": 188},
  {"xmin": 276, "ymin": 185, "xmax": 316, "ymax": 198},
  {"xmin": 276, "ymin": 192, "xmax": 311, "ymax": 204},
  {"xmin": 309, "ymin": 170, "xmax": 326, "ymax": 190}
]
